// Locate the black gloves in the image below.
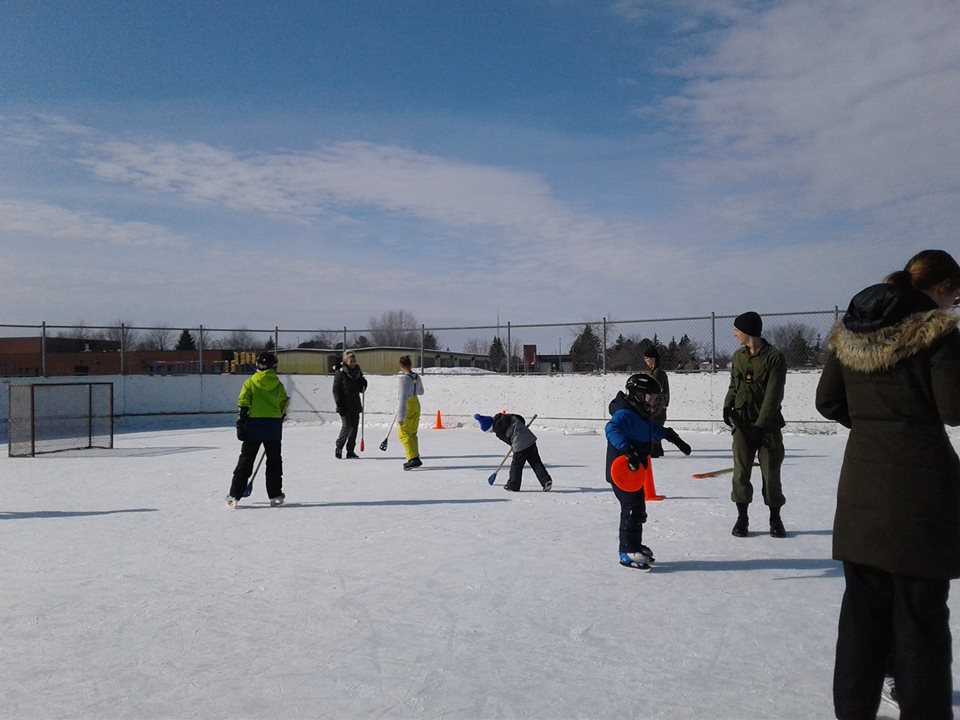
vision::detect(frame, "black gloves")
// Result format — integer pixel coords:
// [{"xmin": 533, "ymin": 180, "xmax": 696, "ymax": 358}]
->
[
  {"xmin": 723, "ymin": 406, "xmax": 734, "ymax": 428},
  {"xmin": 663, "ymin": 427, "xmax": 692, "ymax": 455},
  {"xmin": 236, "ymin": 407, "xmax": 249, "ymax": 441},
  {"xmin": 627, "ymin": 449, "xmax": 648, "ymax": 472},
  {"xmin": 626, "ymin": 442, "xmax": 651, "ymax": 471}
]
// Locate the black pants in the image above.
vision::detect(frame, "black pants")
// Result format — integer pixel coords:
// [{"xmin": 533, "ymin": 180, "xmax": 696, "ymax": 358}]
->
[
  {"xmin": 611, "ymin": 482, "xmax": 647, "ymax": 554},
  {"xmin": 336, "ymin": 410, "xmax": 360, "ymax": 454},
  {"xmin": 504, "ymin": 443, "xmax": 552, "ymax": 491},
  {"xmin": 229, "ymin": 439, "xmax": 283, "ymax": 500},
  {"xmin": 834, "ymin": 561, "xmax": 952, "ymax": 720}
]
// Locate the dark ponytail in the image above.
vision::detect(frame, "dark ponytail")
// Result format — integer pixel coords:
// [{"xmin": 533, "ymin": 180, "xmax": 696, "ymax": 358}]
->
[{"xmin": 885, "ymin": 250, "xmax": 960, "ymax": 292}]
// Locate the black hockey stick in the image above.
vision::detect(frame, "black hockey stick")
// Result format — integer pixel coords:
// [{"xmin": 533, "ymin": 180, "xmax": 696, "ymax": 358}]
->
[
  {"xmin": 242, "ymin": 447, "xmax": 266, "ymax": 497},
  {"xmin": 379, "ymin": 410, "xmax": 399, "ymax": 452}
]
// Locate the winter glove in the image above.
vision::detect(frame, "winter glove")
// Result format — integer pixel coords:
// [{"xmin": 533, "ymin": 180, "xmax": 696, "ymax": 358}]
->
[
  {"xmin": 746, "ymin": 425, "xmax": 765, "ymax": 451},
  {"xmin": 722, "ymin": 406, "xmax": 734, "ymax": 428},
  {"xmin": 626, "ymin": 444, "xmax": 649, "ymax": 471},
  {"xmin": 235, "ymin": 407, "xmax": 249, "ymax": 441},
  {"xmin": 663, "ymin": 427, "xmax": 692, "ymax": 455},
  {"xmin": 361, "ymin": 378, "xmax": 368, "ymax": 392}
]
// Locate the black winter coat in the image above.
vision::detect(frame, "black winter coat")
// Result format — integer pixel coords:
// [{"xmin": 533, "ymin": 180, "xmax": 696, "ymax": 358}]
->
[
  {"xmin": 816, "ymin": 283, "xmax": 960, "ymax": 579},
  {"xmin": 332, "ymin": 364, "xmax": 367, "ymax": 415}
]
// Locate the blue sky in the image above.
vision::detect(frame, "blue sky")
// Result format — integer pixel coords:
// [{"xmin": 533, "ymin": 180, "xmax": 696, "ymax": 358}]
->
[{"xmin": 1, "ymin": 0, "xmax": 958, "ymax": 330}]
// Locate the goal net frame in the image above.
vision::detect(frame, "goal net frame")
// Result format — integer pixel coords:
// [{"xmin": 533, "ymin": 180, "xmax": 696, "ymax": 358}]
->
[{"xmin": 8, "ymin": 382, "xmax": 114, "ymax": 457}]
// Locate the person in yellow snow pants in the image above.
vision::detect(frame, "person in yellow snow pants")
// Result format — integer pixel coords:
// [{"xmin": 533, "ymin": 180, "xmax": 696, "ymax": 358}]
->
[{"xmin": 396, "ymin": 355, "xmax": 424, "ymax": 470}]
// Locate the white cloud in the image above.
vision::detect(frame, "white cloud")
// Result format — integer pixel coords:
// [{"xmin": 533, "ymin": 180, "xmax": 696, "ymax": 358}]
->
[
  {"xmin": 670, "ymin": 0, "xmax": 960, "ymax": 221},
  {"xmin": 0, "ymin": 200, "xmax": 188, "ymax": 248}
]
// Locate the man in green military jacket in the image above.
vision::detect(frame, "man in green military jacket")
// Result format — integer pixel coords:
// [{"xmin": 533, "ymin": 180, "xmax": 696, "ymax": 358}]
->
[{"xmin": 722, "ymin": 311, "xmax": 787, "ymax": 538}]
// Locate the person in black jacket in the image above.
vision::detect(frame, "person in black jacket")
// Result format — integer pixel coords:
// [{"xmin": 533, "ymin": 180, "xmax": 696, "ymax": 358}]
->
[
  {"xmin": 332, "ymin": 350, "xmax": 367, "ymax": 459},
  {"xmin": 816, "ymin": 249, "xmax": 960, "ymax": 720},
  {"xmin": 474, "ymin": 412, "xmax": 552, "ymax": 491}
]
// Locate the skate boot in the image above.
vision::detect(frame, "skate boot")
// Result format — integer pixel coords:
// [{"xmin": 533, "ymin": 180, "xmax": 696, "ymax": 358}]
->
[
  {"xmin": 542, "ymin": 479, "xmax": 552, "ymax": 492},
  {"xmin": 638, "ymin": 544, "xmax": 656, "ymax": 564},
  {"xmin": 269, "ymin": 493, "xmax": 285, "ymax": 507},
  {"xmin": 225, "ymin": 495, "xmax": 240, "ymax": 509},
  {"xmin": 619, "ymin": 552, "xmax": 652, "ymax": 572}
]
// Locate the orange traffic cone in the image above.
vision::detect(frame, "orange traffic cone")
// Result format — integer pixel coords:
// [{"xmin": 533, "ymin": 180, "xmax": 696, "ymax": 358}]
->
[
  {"xmin": 642, "ymin": 458, "xmax": 665, "ymax": 501},
  {"xmin": 433, "ymin": 410, "xmax": 446, "ymax": 429}
]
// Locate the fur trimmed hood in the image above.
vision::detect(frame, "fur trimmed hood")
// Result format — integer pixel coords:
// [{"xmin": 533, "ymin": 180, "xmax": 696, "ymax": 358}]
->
[{"xmin": 827, "ymin": 306, "xmax": 959, "ymax": 374}]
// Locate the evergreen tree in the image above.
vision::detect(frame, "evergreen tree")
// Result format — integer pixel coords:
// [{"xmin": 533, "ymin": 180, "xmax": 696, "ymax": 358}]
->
[
  {"xmin": 570, "ymin": 324, "xmax": 602, "ymax": 371},
  {"xmin": 175, "ymin": 329, "xmax": 197, "ymax": 351},
  {"xmin": 489, "ymin": 336, "xmax": 506, "ymax": 372}
]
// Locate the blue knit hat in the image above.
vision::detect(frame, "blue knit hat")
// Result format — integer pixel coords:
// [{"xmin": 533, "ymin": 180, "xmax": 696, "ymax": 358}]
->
[{"xmin": 474, "ymin": 414, "xmax": 494, "ymax": 432}]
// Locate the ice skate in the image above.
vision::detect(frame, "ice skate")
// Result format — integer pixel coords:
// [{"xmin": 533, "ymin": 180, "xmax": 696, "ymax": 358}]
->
[
  {"xmin": 542, "ymin": 479, "xmax": 552, "ymax": 492},
  {"xmin": 269, "ymin": 493, "xmax": 285, "ymax": 507},
  {"xmin": 638, "ymin": 544, "xmax": 656, "ymax": 564},
  {"xmin": 880, "ymin": 675, "xmax": 898, "ymax": 709},
  {"xmin": 619, "ymin": 552, "xmax": 652, "ymax": 572},
  {"xmin": 225, "ymin": 495, "xmax": 240, "ymax": 509}
]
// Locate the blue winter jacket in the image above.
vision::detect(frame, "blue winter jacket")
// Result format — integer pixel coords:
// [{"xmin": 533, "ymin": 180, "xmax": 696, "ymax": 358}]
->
[{"xmin": 604, "ymin": 391, "xmax": 668, "ymax": 485}]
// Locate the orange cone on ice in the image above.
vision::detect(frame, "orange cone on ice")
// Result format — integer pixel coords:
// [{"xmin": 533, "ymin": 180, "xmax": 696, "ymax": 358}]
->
[
  {"xmin": 642, "ymin": 459, "xmax": 665, "ymax": 501},
  {"xmin": 434, "ymin": 410, "xmax": 446, "ymax": 429}
]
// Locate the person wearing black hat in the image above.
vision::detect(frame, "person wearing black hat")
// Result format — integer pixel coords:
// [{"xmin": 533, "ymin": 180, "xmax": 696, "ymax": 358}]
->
[
  {"xmin": 642, "ymin": 345, "xmax": 670, "ymax": 457},
  {"xmin": 722, "ymin": 311, "xmax": 787, "ymax": 538}
]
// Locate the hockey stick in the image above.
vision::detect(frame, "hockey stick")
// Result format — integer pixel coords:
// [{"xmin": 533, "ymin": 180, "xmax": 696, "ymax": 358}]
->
[
  {"xmin": 487, "ymin": 413, "xmax": 538, "ymax": 486},
  {"xmin": 359, "ymin": 391, "xmax": 365, "ymax": 453},
  {"xmin": 242, "ymin": 447, "xmax": 267, "ymax": 497},
  {"xmin": 379, "ymin": 410, "xmax": 399, "ymax": 452},
  {"xmin": 691, "ymin": 462, "xmax": 759, "ymax": 479}
]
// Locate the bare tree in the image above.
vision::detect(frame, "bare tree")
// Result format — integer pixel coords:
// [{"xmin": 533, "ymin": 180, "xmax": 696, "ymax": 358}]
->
[
  {"xmin": 463, "ymin": 338, "xmax": 490, "ymax": 355},
  {"xmin": 767, "ymin": 322, "xmax": 819, "ymax": 367},
  {"xmin": 369, "ymin": 310, "xmax": 419, "ymax": 347},
  {"xmin": 139, "ymin": 323, "xmax": 175, "ymax": 351},
  {"xmin": 219, "ymin": 328, "xmax": 262, "ymax": 350},
  {"xmin": 299, "ymin": 332, "xmax": 338, "ymax": 349},
  {"xmin": 102, "ymin": 320, "xmax": 140, "ymax": 350}
]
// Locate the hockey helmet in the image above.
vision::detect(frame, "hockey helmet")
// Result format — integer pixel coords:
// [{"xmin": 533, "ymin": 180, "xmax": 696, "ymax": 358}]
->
[
  {"xmin": 256, "ymin": 351, "xmax": 278, "ymax": 371},
  {"xmin": 625, "ymin": 373, "xmax": 661, "ymax": 414}
]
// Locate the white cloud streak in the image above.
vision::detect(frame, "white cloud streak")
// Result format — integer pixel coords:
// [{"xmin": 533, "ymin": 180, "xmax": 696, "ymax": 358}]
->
[{"xmin": 0, "ymin": 200, "xmax": 188, "ymax": 248}]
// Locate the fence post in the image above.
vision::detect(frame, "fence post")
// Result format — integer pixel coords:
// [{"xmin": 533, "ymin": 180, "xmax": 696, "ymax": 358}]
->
[
  {"xmin": 41, "ymin": 321, "xmax": 47, "ymax": 377},
  {"xmin": 507, "ymin": 322, "xmax": 512, "ymax": 375},
  {"xmin": 602, "ymin": 317, "xmax": 607, "ymax": 374},
  {"xmin": 274, "ymin": 326, "xmax": 279, "ymax": 354},
  {"xmin": 711, "ymin": 312, "xmax": 717, "ymax": 374},
  {"xmin": 343, "ymin": 326, "xmax": 347, "ymax": 352},
  {"xmin": 120, "ymin": 323, "xmax": 125, "ymax": 376},
  {"xmin": 420, "ymin": 324, "xmax": 425, "ymax": 369},
  {"xmin": 198, "ymin": 324, "xmax": 204, "ymax": 374},
  {"xmin": 835, "ymin": 305, "xmax": 840, "ymax": 323}
]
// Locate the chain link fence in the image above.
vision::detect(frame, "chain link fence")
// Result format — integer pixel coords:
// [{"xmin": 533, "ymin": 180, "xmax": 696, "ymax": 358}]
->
[{"xmin": 0, "ymin": 310, "xmax": 842, "ymax": 378}]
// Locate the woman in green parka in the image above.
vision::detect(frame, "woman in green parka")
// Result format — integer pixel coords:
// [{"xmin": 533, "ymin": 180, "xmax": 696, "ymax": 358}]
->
[{"xmin": 816, "ymin": 250, "xmax": 960, "ymax": 720}]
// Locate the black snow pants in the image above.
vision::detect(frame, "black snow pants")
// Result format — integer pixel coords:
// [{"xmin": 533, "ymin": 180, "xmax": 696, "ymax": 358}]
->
[
  {"xmin": 229, "ymin": 439, "xmax": 283, "ymax": 500},
  {"xmin": 505, "ymin": 443, "xmax": 552, "ymax": 491},
  {"xmin": 834, "ymin": 561, "xmax": 952, "ymax": 720}
]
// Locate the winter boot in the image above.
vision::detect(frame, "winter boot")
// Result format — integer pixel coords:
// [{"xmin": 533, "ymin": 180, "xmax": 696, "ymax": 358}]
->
[
  {"xmin": 403, "ymin": 457, "xmax": 423, "ymax": 470},
  {"xmin": 345, "ymin": 452, "xmax": 360, "ymax": 459},
  {"xmin": 269, "ymin": 493, "xmax": 285, "ymax": 507},
  {"xmin": 769, "ymin": 507, "xmax": 786, "ymax": 538},
  {"xmin": 542, "ymin": 479, "xmax": 552, "ymax": 492},
  {"xmin": 732, "ymin": 503, "xmax": 750, "ymax": 537},
  {"xmin": 225, "ymin": 495, "xmax": 240, "ymax": 509},
  {"xmin": 335, "ymin": 448, "xmax": 342, "ymax": 459}
]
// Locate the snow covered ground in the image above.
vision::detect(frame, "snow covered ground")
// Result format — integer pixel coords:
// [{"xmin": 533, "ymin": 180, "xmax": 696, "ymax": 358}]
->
[{"xmin": 1, "ymin": 418, "xmax": 954, "ymax": 719}]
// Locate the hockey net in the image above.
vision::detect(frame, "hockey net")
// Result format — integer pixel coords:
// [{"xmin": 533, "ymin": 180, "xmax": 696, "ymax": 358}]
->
[{"xmin": 8, "ymin": 382, "xmax": 114, "ymax": 457}]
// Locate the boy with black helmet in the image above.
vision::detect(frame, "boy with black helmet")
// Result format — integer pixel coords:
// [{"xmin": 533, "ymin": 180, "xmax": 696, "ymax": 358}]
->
[
  {"xmin": 226, "ymin": 351, "xmax": 289, "ymax": 508},
  {"xmin": 605, "ymin": 373, "xmax": 692, "ymax": 570}
]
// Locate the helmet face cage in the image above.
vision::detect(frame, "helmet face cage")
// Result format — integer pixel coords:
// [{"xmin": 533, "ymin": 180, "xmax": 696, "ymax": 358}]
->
[
  {"xmin": 625, "ymin": 373, "xmax": 661, "ymax": 413},
  {"xmin": 256, "ymin": 352, "xmax": 278, "ymax": 371}
]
